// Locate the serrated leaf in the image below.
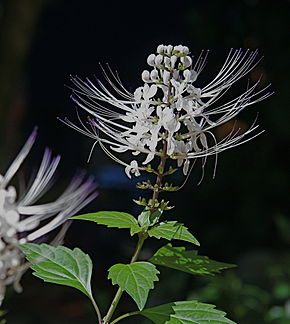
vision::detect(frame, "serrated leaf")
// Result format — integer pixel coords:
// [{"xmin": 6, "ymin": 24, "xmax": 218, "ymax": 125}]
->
[
  {"xmin": 139, "ymin": 300, "xmax": 236, "ymax": 323},
  {"xmin": 72, "ymin": 211, "xmax": 142, "ymax": 235},
  {"xmin": 148, "ymin": 221, "xmax": 199, "ymax": 246},
  {"xmin": 150, "ymin": 244, "xmax": 236, "ymax": 276},
  {"xmin": 138, "ymin": 207, "xmax": 163, "ymax": 228},
  {"xmin": 20, "ymin": 243, "xmax": 93, "ymax": 298},
  {"xmin": 108, "ymin": 262, "xmax": 159, "ymax": 310}
]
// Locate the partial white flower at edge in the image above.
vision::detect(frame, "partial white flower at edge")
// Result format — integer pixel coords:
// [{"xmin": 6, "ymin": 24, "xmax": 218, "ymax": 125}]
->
[
  {"xmin": 0, "ymin": 127, "xmax": 97, "ymax": 305},
  {"xmin": 60, "ymin": 44, "xmax": 272, "ymax": 178}
]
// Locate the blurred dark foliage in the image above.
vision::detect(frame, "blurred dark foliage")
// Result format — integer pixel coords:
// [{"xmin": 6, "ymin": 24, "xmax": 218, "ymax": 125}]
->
[{"xmin": 0, "ymin": 0, "xmax": 289, "ymax": 323}]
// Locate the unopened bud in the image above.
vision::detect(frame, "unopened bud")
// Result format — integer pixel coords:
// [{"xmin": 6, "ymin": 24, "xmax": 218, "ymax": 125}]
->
[
  {"xmin": 174, "ymin": 45, "xmax": 183, "ymax": 52},
  {"xmin": 182, "ymin": 46, "xmax": 189, "ymax": 54},
  {"xmin": 183, "ymin": 69, "xmax": 191, "ymax": 82},
  {"xmin": 141, "ymin": 70, "xmax": 151, "ymax": 82},
  {"xmin": 172, "ymin": 70, "xmax": 179, "ymax": 80},
  {"xmin": 170, "ymin": 55, "xmax": 177, "ymax": 68},
  {"xmin": 155, "ymin": 54, "xmax": 163, "ymax": 66},
  {"xmin": 157, "ymin": 44, "xmax": 164, "ymax": 54},
  {"xmin": 181, "ymin": 56, "xmax": 192, "ymax": 67},
  {"xmin": 150, "ymin": 69, "xmax": 159, "ymax": 81},
  {"xmin": 163, "ymin": 70, "xmax": 171, "ymax": 85},
  {"xmin": 164, "ymin": 57, "xmax": 171, "ymax": 68},
  {"xmin": 147, "ymin": 54, "xmax": 156, "ymax": 66},
  {"xmin": 166, "ymin": 45, "xmax": 173, "ymax": 55}
]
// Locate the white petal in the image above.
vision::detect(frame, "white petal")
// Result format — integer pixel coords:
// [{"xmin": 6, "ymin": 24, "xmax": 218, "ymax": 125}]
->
[
  {"xmin": 146, "ymin": 84, "xmax": 157, "ymax": 99},
  {"xmin": 110, "ymin": 146, "xmax": 129, "ymax": 153},
  {"xmin": 125, "ymin": 165, "xmax": 132, "ymax": 178},
  {"xmin": 142, "ymin": 153, "xmax": 155, "ymax": 165},
  {"xmin": 141, "ymin": 70, "xmax": 150, "ymax": 82}
]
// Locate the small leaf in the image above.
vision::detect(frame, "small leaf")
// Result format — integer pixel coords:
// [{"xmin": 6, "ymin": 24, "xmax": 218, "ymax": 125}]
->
[
  {"xmin": 72, "ymin": 211, "xmax": 142, "ymax": 235},
  {"xmin": 108, "ymin": 262, "xmax": 159, "ymax": 310},
  {"xmin": 148, "ymin": 221, "xmax": 199, "ymax": 246},
  {"xmin": 138, "ymin": 207, "xmax": 163, "ymax": 228},
  {"xmin": 20, "ymin": 243, "xmax": 93, "ymax": 298},
  {"xmin": 150, "ymin": 244, "xmax": 236, "ymax": 276},
  {"xmin": 139, "ymin": 300, "xmax": 236, "ymax": 323}
]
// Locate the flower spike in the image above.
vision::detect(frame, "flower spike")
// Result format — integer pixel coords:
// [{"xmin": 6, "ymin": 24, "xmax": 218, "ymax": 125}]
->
[{"xmin": 61, "ymin": 44, "xmax": 272, "ymax": 178}]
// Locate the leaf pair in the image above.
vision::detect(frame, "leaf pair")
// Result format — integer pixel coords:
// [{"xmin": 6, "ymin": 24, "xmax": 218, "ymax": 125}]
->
[
  {"xmin": 72, "ymin": 211, "xmax": 200, "ymax": 246},
  {"xmin": 20, "ymin": 243, "xmax": 236, "ymax": 323},
  {"xmin": 20, "ymin": 243, "xmax": 159, "ymax": 311}
]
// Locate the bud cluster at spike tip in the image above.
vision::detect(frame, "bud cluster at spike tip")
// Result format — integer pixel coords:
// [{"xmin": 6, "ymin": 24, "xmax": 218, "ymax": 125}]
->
[
  {"xmin": 0, "ymin": 128, "xmax": 97, "ymax": 303},
  {"xmin": 60, "ymin": 44, "xmax": 272, "ymax": 178}
]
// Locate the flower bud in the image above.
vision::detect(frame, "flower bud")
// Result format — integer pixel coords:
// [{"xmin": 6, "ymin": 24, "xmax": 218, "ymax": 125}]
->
[
  {"xmin": 163, "ymin": 70, "xmax": 171, "ymax": 85},
  {"xmin": 147, "ymin": 54, "xmax": 156, "ymax": 66},
  {"xmin": 155, "ymin": 54, "xmax": 163, "ymax": 66},
  {"xmin": 183, "ymin": 69, "xmax": 191, "ymax": 82},
  {"xmin": 172, "ymin": 70, "xmax": 179, "ymax": 80},
  {"xmin": 182, "ymin": 46, "xmax": 189, "ymax": 55},
  {"xmin": 174, "ymin": 45, "xmax": 183, "ymax": 52},
  {"xmin": 150, "ymin": 69, "xmax": 159, "ymax": 81},
  {"xmin": 181, "ymin": 56, "xmax": 192, "ymax": 67},
  {"xmin": 157, "ymin": 44, "xmax": 164, "ymax": 54},
  {"xmin": 170, "ymin": 55, "xmax": 177, "ymax": 68},
  {"xmin": 166, "ymin": 45, "xmax": 173, "ymax": 55},
  {"xmin": 190, "ymin": 70, "xmax": 197, "ymax": 82},
  {"xmin": 141, "ymin": 70, "xmax": 151, "ymax": 82},
  {"xmin": 164, "ymin": 57, "xmax": 171, "ymax": 68}
]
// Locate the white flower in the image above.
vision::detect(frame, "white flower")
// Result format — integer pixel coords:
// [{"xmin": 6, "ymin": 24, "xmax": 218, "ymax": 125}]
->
[
  {"xmin": 125, "ymin": 160, "xmax": 140, "ymax": 178},
  {"xmin": 60, "ymin": 44, "xmax": 272, "ymax": 177},
  {"xmin": 0, "ymin": 128, "xmax": 97, "ymax": 303}
]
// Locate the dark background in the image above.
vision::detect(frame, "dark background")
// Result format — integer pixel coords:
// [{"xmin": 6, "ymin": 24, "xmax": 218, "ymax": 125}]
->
[{"xmin": 0, "ymin": 0, "xmax": 289, "ymax": 323}]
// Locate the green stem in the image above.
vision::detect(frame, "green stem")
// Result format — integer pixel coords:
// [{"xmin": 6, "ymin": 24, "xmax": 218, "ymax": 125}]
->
[
  {"xmin": 90, "ymin": 295, "xmax": 102, "ymax": 324},
  {"xmin": 102, "ymin": 232, "xmax": 147, "ymax": 323},
  {"xmin": 110, "ymin": 311, "xmax": 139, "ymax": 324}
]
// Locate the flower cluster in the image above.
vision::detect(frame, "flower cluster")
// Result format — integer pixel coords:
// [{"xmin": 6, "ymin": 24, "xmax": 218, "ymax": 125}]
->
[
  {"xmin": 0, "ymin": 128, "xmax": 97, "ymax": 303},
  {"xmin": 61, "ymin": 44, "xmax": 271, "ymax": 178}
]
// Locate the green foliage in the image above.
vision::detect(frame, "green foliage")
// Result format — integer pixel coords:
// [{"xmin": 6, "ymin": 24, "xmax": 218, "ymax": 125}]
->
[
  {"xmin": 150, "ymin": 244, "xmax": 235, "ymax": 276},
  {"xmin": 108, "ymin": 262, "xmax": 159, "ymax": 310},
  {"xmin": 138, "ymin": 207, "xmax": 163, "ymax": 228},
  {"xmin": 72, "ymin": 211, "xmax": 142, "ymax": 235},
  {"xmin": 20, "ymin": 243, "xmax": 93, "ymax": 299},
  {"xmin": 148, "ymin": 222, "xmax": 200, "ymax": 246},
  {"xmin": 138, "ymin": 300, "xmax": 236, "ymax": 323}
]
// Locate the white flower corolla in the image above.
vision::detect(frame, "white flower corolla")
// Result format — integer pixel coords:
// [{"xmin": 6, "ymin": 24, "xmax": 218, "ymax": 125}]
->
[
  {"xmin": 125, "ymin": 160, "xmax": 141, "ymax": 179},
  {"xmin": 0, "ymin": 128, "xmax": 97, "ymax": 303},
  {"xmin": 61, "ymin": 44, "xmax": 272, "ymax": 177}
]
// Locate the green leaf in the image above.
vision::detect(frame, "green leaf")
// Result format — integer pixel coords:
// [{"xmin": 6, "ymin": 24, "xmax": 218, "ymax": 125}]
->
[
  {"xmin": 148, "ymin": 221, "xmax": 199, "ymax": 246},
  {"xmin": 150, "ymin": 244, "xmax": 236, "ymax": 276},
  {"xmin": 72, "ymin": 211, "xmax": 142, "ymax": 236},
  {"xmin": 138, "ymin": 207, "xmax": 163, "ymax": 228},
  {"xmin": 108, "ymin": 262, "xmax": 159, "ymax": 310},
  {"xmin": 20, "ymin": 243, "xmax": 93, "ymax": 298},
  {"xmin": 139, "ymin": 300, "xmax": 236, "ymax": 323}
]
